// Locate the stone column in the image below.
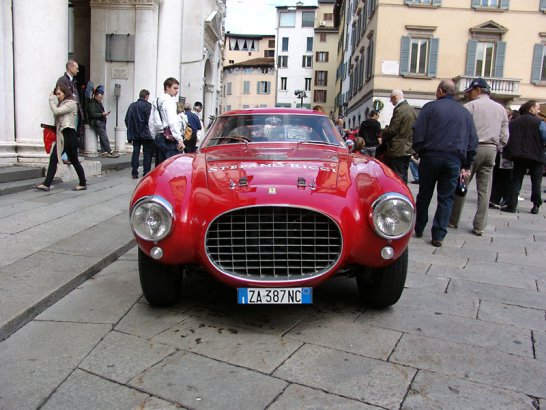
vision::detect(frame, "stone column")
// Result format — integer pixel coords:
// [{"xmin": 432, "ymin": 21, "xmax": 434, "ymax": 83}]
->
[
  {"xmin": 0, "ymin": 0, "xmax": 16, "ymax": 163},
  {"xmin": 134, "ymin": 1, "xmax": 159, "ymax": 97},
  {"xmin": 84, "ymin": 125, "xmax": 98, "ymax": 157},
  {"xmin": 114, "ymin": 127, "xmax": 127, "ymax": 154},
  {"xmin": 156, "ymin": 0, "xmax": 182, "ymax": 94},
  {"xmin": 13, "ymin": 0, "xmax": 68, "ymax": 164}
]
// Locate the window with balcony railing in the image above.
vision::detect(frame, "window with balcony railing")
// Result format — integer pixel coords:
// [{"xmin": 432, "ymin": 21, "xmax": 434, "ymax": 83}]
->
[
  {"xmin": 531, "ymin": 43, "xmax": 546, "ymax": 84},
  {"xmin": 400, "ymin": 36, "xmax": 438, "ymax": 78}
]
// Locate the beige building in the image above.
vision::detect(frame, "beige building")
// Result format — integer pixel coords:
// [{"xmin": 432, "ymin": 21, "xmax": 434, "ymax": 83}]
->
[
  {"xmin": 222, "ymin": 58, "xmax": 276, "ymax": 111},
  {"xmin": 311, "ymin": 0, "xmax": 339, "ymax": 117},
  {"xmin": 224, "ymin": 33, "xmax": 276, "ymax": 65},
  {"xmin": 335, "ymin": 0, "xmax": 546, "ymax": 129}
]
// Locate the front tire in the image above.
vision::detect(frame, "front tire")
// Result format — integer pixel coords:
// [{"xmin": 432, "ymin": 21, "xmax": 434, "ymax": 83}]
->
[
  {"xmin": 356, "ymin": 249, "xmax": 408, "ymax": 308},
  {"xmin": 138, "ymin": 248, "xmax": 182, "ymax": 307}
]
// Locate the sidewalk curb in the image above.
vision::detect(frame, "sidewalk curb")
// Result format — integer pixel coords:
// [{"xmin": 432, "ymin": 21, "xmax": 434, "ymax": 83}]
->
[{"xmin": 0, "ymin": 239, "xmax": 135, "ymax": 342}]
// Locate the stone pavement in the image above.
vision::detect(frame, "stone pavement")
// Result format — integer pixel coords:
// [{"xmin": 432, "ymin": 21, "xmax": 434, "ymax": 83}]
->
[{"xmin": 0, "ymin": 166, "xmax": 545, "ymax": 409}]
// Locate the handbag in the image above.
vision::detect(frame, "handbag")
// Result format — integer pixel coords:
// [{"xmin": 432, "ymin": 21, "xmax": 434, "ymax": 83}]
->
[
  {"xmin": 41, "ymin": 123, "xmax": 56, "ymax": 154},
  {"xmin": 156, "ymin": 99, "xmax": 176, "ymax": 142},
  {"xmin": 184, "ymin": 124, "xmax": 193, "ymax": 141}
]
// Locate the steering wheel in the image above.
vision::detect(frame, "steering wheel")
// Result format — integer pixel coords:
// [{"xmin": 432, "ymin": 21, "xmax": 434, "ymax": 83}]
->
[{"xmin": 225, "ymin": 135, "xmax": 251, "ymax": 143}]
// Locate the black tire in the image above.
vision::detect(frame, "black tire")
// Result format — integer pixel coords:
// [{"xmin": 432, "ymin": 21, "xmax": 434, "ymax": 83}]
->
[
  {"xmin": 138, "ymin": 248, "xmax": 182, "ymax": 307},
  {"xmin": 356, "ymin": 249, "xmax": 408, "ymax": 308}
]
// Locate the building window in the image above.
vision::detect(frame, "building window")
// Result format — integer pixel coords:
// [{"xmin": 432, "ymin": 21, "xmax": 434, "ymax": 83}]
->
[
  {"xmin": 257, "ymin": 81, "xmax": 271, "ymax": 94},
  {"xmin": 471, "ymin": 0, "xmax": 509, "ymax": 9},
  {"xmin": 465, "ymin": 40, "xmax": 505, "ymax": 78},
  {"xmin": 280, "ymin": 11, "xmax": 295, "ymax": 27},
  {"xmin": 531, "ymin": 43, "xmax": 546, "ymax": 84},
  {"xmin": 320, "ymin": 33, "xmax": 327, "ymax": 43},
  {"xmin": 315, "ymin": 71, "xmax": 328, "ymax": 86},
  {"xmin": 278, "ymin": 55, "xmax": 288, "ymax": 68},
  {"xmin": 228, "ymin": 60, "xmax": 234, "ymax": 64},
  {"xmin": 307, "ymin": 37, "xmax": 313, "ymax": 52},
  {"xmin": 302, "ymin": 11, "xmax": 315, "ymax": 27},
  {"xmin": 226, "ymin": 105, "xmax": 231, "ymax": 112},
  {"xmin": 314, "ymin": 90, "xmax": 327, "ymax": 103},
  {"xmin": 316, "ymin": 52, "xmax": 329, "ymax": 63},
  {"xmin": 302, "ymin": 55, "xmax": 313, "ymax": 68},
  {"xmin": 268, "ymin": 39, "xmax": 275, "ymax": 48},
  {"xmin": 305, "ymin": 78, "xmax": 312, "ymax": 91},
  {"xmin": 264, "ymin": 50, "xmax": 275, "ymax": 57},
  {"xmin": 400, "ymin": 36, "xmax": 439, "ymax": 78},
  {"xmin": 243, "ymin": 105, "xmax": 249, "ymax": 109},
  {"xmin": 243, "ymin": 81, "xmax": 250, "ymax": 94},
  {"xmin": 366, "ymin": 40, "xmax": 374, "ymax": 80},
  {"xmin": 323, "ymin": 13, "xmax": 333, "ymax": 21},
  {"xmin": 282, "ymin": 37, "xmax": 289, "ymax": 52},
  {"xmin": 226, "ymin": 83, "xmax": 232, "ymax": 95},
  {"xmin": 405, "ymin": 0, "xmax": 442, "ymax": 5},
  {"xmin": 541, "ymin": 0, "xmax": 546, "ymax": 11},
  {"xmin": 281, "ymin": 77, "xmax": 288, "ymax": 91}
]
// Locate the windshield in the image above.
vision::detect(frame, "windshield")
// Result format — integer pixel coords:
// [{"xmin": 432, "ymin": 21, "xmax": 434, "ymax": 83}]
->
[{"xmin": 202, "ymin": 114, "xmax": 343, "ymax": 147}]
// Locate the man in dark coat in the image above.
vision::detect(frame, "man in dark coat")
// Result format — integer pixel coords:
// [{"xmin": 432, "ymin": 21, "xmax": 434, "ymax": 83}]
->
[
  {"xmin": 502, "ymin": 100, "xmax": 546, "ymax": 214},
  {"xmin": 358, "ymin": 110, "xmax": 382, "ymax": 157},
  {"xmin": 184, "ymin": 103, "xmax": 202, "ymax": 153},
  {"xmin": 382, "ymin": 89, "xmax": 417, "ymax": 183},
  {"xmin": 125, "ymin": 89, "xmax": 153, "ymax": 178}
]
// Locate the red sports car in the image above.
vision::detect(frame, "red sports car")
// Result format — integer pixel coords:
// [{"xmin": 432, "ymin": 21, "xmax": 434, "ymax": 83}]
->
[{"xmin": 130, "ymin": 108, "xmax": 415, "ymax": 307}]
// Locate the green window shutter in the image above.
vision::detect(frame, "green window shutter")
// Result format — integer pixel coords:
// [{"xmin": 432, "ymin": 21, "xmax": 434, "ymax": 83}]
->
[
  {"xmin": 494, "ymin": 41, "xmax": 506, "ymax": 78},
  {"xmin": 531, "ymin": 44, "xmax": 544, "ymax": 84},
  {"xmin": 404, "ymin": 0, "xmax": 412, "ymax": 4},
  {"xmin": 432, "ymin": 0, "xmax": 442, "ymax": 6},
  {"xmin": 465, "ymin": 40, "xmax": 478, "ymax": 76},
  {"xmin": 267, "ymin": 81, "xmax": 271, "ymax": 94},
  {"xmin": 541, "ymin": 0, "xmax": 546, "ymax": 11},
  {"xmin": 471, "ymin": 0, "xmax": 480, "ymax": 7},
  {"xmin": 428, "ymin": 38, "xmax": 439, "ymax": 78},
  {"xmin": 500, "ymin": 0, "xmax": 509, "ymax": 9},
  {"xmin": 400, "ymin": 36, "xmax": 410, "ymax": 76},
  {"xmin": 257, "ymin": 82, "xmax": 260, "ymax": 94},
  {"xmin": 243, "ymin": 81, "xmax": 250, "ymax": 94}
]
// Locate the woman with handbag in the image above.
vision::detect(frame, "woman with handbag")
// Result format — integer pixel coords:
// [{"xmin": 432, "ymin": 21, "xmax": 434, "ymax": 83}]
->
[{"xmin": 34, "ymin": 83, "xmax": 87, "ymax": 192}]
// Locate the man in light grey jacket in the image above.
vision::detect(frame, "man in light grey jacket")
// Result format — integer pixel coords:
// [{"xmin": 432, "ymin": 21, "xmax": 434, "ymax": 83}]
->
[{"xmin": 449, "ymin": 78, "xmax": 509, "ymax": 235}]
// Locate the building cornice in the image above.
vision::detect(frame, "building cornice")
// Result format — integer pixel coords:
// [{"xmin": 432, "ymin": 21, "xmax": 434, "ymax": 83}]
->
[{"xmin": 90, "ymin": 0, "xmax": 159, "ymax": 9}]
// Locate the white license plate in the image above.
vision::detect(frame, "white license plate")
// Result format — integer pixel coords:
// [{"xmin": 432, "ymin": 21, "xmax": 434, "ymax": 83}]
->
[{"xmin": 237, "ymin": 288, "xmax": 312, "ymax": 304}]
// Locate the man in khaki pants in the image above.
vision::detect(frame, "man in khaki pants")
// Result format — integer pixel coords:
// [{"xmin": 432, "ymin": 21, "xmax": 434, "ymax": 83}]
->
[{"xmin": 448, "ymin": 78, "xmax": 509, "ymax": 236}]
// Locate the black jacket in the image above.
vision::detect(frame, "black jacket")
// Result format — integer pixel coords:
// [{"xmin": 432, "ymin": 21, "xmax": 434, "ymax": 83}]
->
[
  {"xmin": 504, "ymin": 113, "xmax": 544, "ymax": 163},
  {"xmin": 359, "ymin": 118, "xmax": 381, "ymax": 147},
  {"xmin": 125, "ymin": 98, "xmax": 152, "ymax": 141}
]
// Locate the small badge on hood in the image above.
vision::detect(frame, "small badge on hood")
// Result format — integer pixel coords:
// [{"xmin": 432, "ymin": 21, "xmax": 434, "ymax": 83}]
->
[{"xmin": 268, "ymin": 188, "xmax": 277, "ymax": 194}]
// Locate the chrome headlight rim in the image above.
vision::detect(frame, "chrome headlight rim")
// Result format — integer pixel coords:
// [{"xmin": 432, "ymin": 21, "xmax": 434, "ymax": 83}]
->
[
  {"xmin": 130, "ymin": 195, "xmax": 174, "ymax": 242},
  {"xmin": 372, "ymin": 192, "xmax": 415, "ymax": 240}
]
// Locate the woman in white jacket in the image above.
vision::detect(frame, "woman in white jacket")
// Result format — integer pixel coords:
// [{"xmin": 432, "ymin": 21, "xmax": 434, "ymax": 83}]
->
[{"xmin": 34, "ymin": 83, "xmax": 87, "ymax": 191}]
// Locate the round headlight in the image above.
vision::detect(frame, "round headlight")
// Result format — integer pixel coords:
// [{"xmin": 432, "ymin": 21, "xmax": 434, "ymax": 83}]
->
[
  {"xmin": 130, "ymin": 196, "xmax": 173, "ymax": 241},
  {"xmin": 372, "ymin": 193, "xmax": 415, "ymax": 239}
]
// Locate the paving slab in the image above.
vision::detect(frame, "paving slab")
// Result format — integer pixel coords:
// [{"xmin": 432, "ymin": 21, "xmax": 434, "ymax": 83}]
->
[
  {"xmin": 115, "ymin": 301, "xmax": 189, "ymax": 339},
  {"xmin": 40, "ymin": 369, "xmax": 177, "ymax": 410},
  {"xmin": 35, "ymin": 260, "xmax": 142, "ymax": 324},
  {"xmin": 402, "ymin": 370, "xmax": 537, "ymax": 409},
  {"xmin": 358, "ymin": 305, "xmax": 532, "ymax": 357},
  {"xmin": 0, "ymin": 321, "xmax": 111, "ymax": 410},
  {"xmin": 285, "ymin": 314, "xmax": 402, "ymax": 360},
  {"xmin": 129, "ymin": 350, "xmax": 287, "ymax": 410},
  {"xmin": 80, "ymin": 331, "xmax": 177, "ymax": 384},
  {"xmin": 535, "ymin": 330, "xmax": 546, "ymax": 362},
  {"xmin": 396, "ymin": 286, "xmax": 480, "ymax": 318},
  {"xmin": 477, "ymin": 299, "xmax": 546, "ymax": 331},
  {"xmin": 152, "ymin": 316, "xmax": 303, "ymax": 374},
  {"xmin": 269, "ymin": 384, "xmax": 379, "ymax": 410},
  {"xmin": 273, "ymin": 344, "xmax": 416, "ymax": 409},
  {"xmin": 391, "ymin": 333, "xmax": 546, "ymax": 398}
]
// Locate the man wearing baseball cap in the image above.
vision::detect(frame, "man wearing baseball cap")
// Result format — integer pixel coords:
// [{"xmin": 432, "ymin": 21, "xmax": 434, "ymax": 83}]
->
[{"xmin": 449, "ymin": 78, "xmax": 509, "ymax": 236}]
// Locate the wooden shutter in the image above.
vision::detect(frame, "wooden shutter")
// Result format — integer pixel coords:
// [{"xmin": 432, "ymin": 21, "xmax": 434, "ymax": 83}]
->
[
  {"xmin": 400, "ymin": 36, "xmax": 410, "ymax": 76},
  {"xmin": 428, "ymin": 38, "xmax": 439, "ymax": 78},
  {"xmin": 500, "ymin": 0, "xmax": 509, "ymax": 9},
  {"xmin": 531, "ymin": 44, "xmax": 544, "ymax": 84},
  {"xmin": 465, "ymin": 40, "xmax": 478, "ymax": 76},
  {"xmin": 494, "ymin": 41, "xmax": 506, "ymax": 78}
]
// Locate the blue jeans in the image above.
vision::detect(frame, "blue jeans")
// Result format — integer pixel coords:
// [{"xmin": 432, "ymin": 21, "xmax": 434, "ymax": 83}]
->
[
  {"xmin": 154, "ymin": 134, "xmax": 179, "ymax": 166},
  {"xmin": 131, "ymin": 139, "xmax": 155, "ymax": 177},
  {"xmin": 415, "ymin": 156, "xmax": 460, "ymax": 241}
]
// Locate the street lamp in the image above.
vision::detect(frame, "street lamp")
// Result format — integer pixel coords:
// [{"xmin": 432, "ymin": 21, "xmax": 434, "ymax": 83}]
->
[{"xmin": 294, "ymin": 89, "xmax": 307, "ymax": 108}]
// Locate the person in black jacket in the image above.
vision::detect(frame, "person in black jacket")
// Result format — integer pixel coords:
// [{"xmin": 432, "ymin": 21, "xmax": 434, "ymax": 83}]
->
[
  {"xmin": 358, "ymin": 110, "xmax": 382, "ymax": 157},
  {"xmin": 125, "ymin": 90, "xmax": 153, "ymax": 178},
  {"xmin": 87, "ymin": 86, "xmax": 119, "ymax": 158},
  {"xmin": 502, "ymin": 100, "xmax": 546, "ymax": 214}
]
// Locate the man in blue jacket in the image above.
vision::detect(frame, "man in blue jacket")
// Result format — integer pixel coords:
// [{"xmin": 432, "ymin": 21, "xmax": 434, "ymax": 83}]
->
[
  {"xmin": 125, "ymin": 89, "xmax": 153, "ymax": 178},
  {"xmin": 412, "ymin": 79, "xmax": 478, "ymax": 247},
  {"xmin": 184, "ymin": 103, "xmax": 202, "ymax": 153}
]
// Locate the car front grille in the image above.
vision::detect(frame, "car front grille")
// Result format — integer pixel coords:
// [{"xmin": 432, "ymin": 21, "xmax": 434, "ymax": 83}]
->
[{"xmin": 205, "ymin": 206, "xmax": 342, "ymax": 281}]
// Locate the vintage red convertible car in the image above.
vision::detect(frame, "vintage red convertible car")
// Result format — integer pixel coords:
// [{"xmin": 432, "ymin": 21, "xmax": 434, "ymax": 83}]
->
[{"xmin": 130, "ymin": 108, "xmax": 415, "ymax": 307}]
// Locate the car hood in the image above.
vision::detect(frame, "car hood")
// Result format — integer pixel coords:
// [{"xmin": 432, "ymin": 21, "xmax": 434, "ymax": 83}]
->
[{"xmin": 204, "ymin": 145, "xmax": 347, "ymax": 193}]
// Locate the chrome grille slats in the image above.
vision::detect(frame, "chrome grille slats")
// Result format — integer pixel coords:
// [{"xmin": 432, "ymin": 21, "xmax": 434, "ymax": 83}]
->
[{"xmin": 205, "ymin": 206, "xmax": 342, "ymax": 280}]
